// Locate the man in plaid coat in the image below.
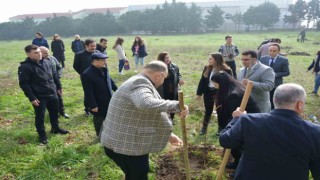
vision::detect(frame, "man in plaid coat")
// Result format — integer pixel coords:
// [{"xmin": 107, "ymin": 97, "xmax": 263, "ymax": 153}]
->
[{"xmin": 100, "ymin": 61, "xmax": 189, "ymax": 180}]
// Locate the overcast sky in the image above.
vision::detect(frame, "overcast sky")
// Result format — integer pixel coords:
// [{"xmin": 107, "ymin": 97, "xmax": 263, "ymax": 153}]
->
[{"xmin": 0, "ymin": 0, "xmax": 216, "ymax": 22}]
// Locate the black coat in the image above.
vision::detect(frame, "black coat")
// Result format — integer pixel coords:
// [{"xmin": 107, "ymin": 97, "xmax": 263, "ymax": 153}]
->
[
  {"xmin": 81, "ymin": 65, "xmax": 117, "ymax": 117},
  {"xmin": 158, "ymin": 63, "xmax": 181, "ymax": 100},
  {"xmin": 216, "ymin": 93, "xmax": 260, "ymax": 129},
  {"xmin": 18, "ymin": 58, "xmax": 61, "ymax": 101},
  {"xmin": 197, "ymin": 66, "xmax": 232, "ymax": 96},
  {"xmin": 73, "ymin": 50, "xmax": 97, "ymax": 75},
  {"xmin": 51, "ymin": 40, "xmax": 65, "ymax": 62},
  {"xmin": 308, "ymin": 55, "xmax": 320, "ymax": 73}
]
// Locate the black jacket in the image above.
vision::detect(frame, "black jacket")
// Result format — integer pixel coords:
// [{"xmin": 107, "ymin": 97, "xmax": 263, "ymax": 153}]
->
[
  {"xmin": 197, "ymin": 66, "xmax": 232, "ymax": 95},
  {"xmin": 308, "ymin": 55, "xmax": 320, "ymax": 73},
  {"xmin": 81, "ymin": 65, "xmax": 117, "ymax": 117},
  {"xmin": 158, "ymin": 63, "xmax": 181, "ymax": 100},
  {"xmin": 51, "ymin": 40, "xmax": 65, "ymax": 61},
  {"xmin": 73, "ymin": 50, "xmax": 96, "ymax": 75},
  {"xmin": 18, "ymin": 58, "xmax": 61, "ymax": 101}
]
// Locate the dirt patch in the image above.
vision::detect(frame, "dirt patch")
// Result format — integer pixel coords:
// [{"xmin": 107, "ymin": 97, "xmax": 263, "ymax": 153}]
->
[
  {"xmin": 0, "ymin": 117, "xmax": 13, "ymax": 128},
  {"xmin": 156, "ymin": 144, "xmax": 227, "ymax": 179},
  {"xmin": 289, "ymin": 52, "xmax": 311, "ymax": 56}
]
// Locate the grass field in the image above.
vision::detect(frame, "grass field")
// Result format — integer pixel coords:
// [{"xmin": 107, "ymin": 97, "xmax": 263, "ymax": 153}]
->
[{"xmin": 0, "ymin": 31, "xmax": 319, "ymax": 179}]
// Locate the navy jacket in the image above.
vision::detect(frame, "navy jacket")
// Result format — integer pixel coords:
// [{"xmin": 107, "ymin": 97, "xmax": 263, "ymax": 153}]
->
[
  {"xmin": 71, "ymin": 40, "xmax": 85, "ymax": 53},
  {"xmin": 220, "ymin": 109, "xmax": 320, "ymax": 180},
  {"xmin": 18, "ymin": 58, "xmax": 61, "ymax": 101},
  {"xmin": 32, "ymin": 38, "xmax": 49, "ymax": 49},
  {"xmin": 131, "ymin": 44, "xmax": 148, "ymax": 57},
  {"xmin": 81, "ymin": 65, "xmax": 117, "ymax": 117},
  {"xmin": 260, "ymin": 55, "xmax": 290, "ymax": 88}
]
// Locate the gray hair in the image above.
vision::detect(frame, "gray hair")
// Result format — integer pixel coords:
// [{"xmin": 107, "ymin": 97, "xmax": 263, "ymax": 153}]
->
[
  {"xmin": 144, "ymin": 60, "xmax": 168, "ymax": 74},
  {"xmin": 273, "ymin": 83, "xmax": 306, "ymax": 108}
]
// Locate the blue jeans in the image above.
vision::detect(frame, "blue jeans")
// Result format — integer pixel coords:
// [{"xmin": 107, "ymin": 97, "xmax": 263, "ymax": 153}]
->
[
  {"xmin": 134, "ymin": 55, "xmax": 145, "ymax": 65},
  {"xmin": 118, "ymin": 59, "xmax": 125, "ymax": 73},
  {"xmin": 314, "ymin": 73, "xmax": 320, "ymax": 93}
]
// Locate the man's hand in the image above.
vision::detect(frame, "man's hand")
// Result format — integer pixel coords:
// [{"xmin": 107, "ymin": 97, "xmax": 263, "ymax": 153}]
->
[
  {"xmin": 232, "ymin": 107, "xmax": 246, "ymax": 118},
  {"xmin": 242, "ymin": 79, "xmax": 249, "ymax": 86},
  {"xmin": 31, "ymin": 99, "xmax": 40, "ymax": 106},
  {"xmin": 179, "ymin": 105, "xmax": 189, "ymax": 118},
  {"xmin": 169, "ymin": 133, "xmax": 183, "ymax": 146},
  {"xmin": 179, "ymin": 80, "xmax": 185, "ymax": 86},
  {"xmin": 57, "ymin": 89, "xmax": 63, "ymax": 96},
  {"xmin": 91, "ymin": 107, "xmax": 98, "ymax": 112}
]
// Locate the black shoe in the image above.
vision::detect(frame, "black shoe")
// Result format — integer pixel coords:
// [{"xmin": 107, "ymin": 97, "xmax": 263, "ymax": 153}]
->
[
  {"xmin": 50, "ymin": 128, "xmax": 69, "ymax": 134},
  {"xmin": 199, "ymin": 127, "xmax": 207, "ymax": 135},
  {"xmin": 39, "ymin": 136, "xmax": 48, "ymax": 145},
  {"xmin": 85, "ymin": 111, "xmax": 90, "ymax": 117},
  {"xmin": 226, "ymin": 162, "xmax": 238, "ymax": 169}
]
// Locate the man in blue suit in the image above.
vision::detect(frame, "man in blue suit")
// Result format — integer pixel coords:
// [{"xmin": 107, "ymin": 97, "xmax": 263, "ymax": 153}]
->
[
  {"xmin": 260, "ymin": 43, "xmax": 290, "ymax": 109},
  {"xmin": 220, "ymin": 83, "xmax": 320, "ymax": 180}
]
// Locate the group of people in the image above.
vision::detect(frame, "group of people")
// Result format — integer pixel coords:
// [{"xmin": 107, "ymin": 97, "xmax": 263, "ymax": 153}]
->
[{"xmin": 19, "ymin": 33, "xmax": 320, "ymax": 180}]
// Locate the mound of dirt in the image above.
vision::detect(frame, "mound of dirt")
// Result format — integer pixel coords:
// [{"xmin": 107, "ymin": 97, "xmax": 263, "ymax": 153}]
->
[
  {"xmin": 156, "ymin": 144, "xmax": 227, "ymax": 180},
  {"xmin": 289, "ymin": 52, "xmax": 311, "ymax": 56}
]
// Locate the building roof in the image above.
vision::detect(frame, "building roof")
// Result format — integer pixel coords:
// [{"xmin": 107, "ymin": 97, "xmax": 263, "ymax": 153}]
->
[
  {"xmin": 10, "ymin": 12, "xmax": 72, "ymax": 20},
  {"xmin": 75, "ymin": 7, "xmax": 126, "ymax": 14}
]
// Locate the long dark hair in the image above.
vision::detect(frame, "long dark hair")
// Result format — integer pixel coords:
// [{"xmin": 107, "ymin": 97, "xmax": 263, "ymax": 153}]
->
[
  {"xmin": 203, "ymin": 53, "xmax": 232, "ymax": 78},
  {"xmin": 132, "ymin": 36, "xmax": 143, "ymax": 46},
  {"xmin": 211, "ymin": 72, "xmax": 245, "ymax": 104}
]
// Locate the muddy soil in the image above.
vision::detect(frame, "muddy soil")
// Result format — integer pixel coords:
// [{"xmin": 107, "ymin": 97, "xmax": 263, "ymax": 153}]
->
[{"xmin": 156, "ymin": 144, "xmax": 233, "ymax": 180}]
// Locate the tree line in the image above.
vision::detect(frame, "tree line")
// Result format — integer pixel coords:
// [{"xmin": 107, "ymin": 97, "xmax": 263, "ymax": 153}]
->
[{"xmin": 0, "ymin": 0, "xmax": 319, "ymax": 41}]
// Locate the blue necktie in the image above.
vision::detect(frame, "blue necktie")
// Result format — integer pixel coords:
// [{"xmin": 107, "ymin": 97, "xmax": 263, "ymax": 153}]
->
[{"xmin": 270, "ymin": 58, "xmax": 274, "ymax": 67}]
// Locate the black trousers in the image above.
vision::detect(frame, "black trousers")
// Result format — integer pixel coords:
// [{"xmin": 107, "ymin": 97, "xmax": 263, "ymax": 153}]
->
[
  {"xmin": 270, "ymin": 88, "xmax": 275, "ymax": 110},
  {"xmin": 32, "ymin": 95, "xmax": 59, "ymax": 137},
  {"xmin": 57, "ymin": 93, "xmax": 65, "ymax": 115},
  {"xmin": 203, "ymin": 88, "xmax": 216, "ymax": 117},
  {"xmin": 104, "ymin": 148, "xmax": 149, "ymax": 180},
  {"xmin": 93, "ymin": 115, "xmax": 105, "ymax": 137},
  {"xmin": 225, "ymin": 61, "xmax": 237, "ymax": 79}
]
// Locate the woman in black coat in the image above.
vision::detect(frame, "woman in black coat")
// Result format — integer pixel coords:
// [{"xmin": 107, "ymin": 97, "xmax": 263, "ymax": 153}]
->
[
  {"xmin": 196, "ymin": 53, "xmax": 233, "ymax": 135},
  {"xmin": 211, "ymin": 71, "xmax": 260, "ymax": 174},
  {"xmin": 157, "ymin": 52, "xmax": 184, "ymax": 124},
  {"xmin": 51, "ymin": 34, "xmax": 66, "ymax": 68}
]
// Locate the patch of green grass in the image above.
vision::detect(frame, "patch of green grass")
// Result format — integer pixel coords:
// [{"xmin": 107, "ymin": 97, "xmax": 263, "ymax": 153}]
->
[{"xmin": 1, "ymin": 31, "xmax": 319, "ymax": 178}]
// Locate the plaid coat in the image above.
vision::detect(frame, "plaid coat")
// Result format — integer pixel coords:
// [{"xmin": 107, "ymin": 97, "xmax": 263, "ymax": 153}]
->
[{"xmin": 100, "ymin": 74, "xmax": 180, "ymax": 156}]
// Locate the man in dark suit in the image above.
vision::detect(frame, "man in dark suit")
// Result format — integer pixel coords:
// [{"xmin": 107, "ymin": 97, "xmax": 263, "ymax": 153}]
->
[
  {"xmin": 219, "ymin": 83, "xmax": 320, "ymax": 180},
  {"xmin": 260, "ymin": 43, "xmax": 290, "ymax": 109},
  {"xmin": 73, "ymin": 39, "xmax": 98, "ymax": 116},
  {"xmin": 81, "ymin": 52, "xmax": 117, "ymax": 137}
]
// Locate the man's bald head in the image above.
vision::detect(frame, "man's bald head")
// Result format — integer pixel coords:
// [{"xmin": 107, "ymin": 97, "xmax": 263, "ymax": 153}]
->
[
  {"xmin": 273, "ymin": 83, "xmax": 306, "ymax": 112},
  {"xmin": 39, "ymin": 46, "xmax": 49, "ymax": 59}
]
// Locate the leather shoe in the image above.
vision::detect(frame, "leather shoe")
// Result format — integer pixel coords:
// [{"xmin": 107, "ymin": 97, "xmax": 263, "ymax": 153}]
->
[
  {"xmin": 226, "ymin": 162, "xmax": 238, "ymax": 169},
  {"xmin": 62, "ymin": 113, "xmax": 70, "ymax": 119},
  {"xmin": 199, "ymin": 127, "xmax": 207, "ymax": 135},
  {"xmin": 39, "ymin": 136, "xmax": 48, "ymax": 145},
  {"xmin": 50, "ymin": 128, "xmax": 69, "ymax": 134}
]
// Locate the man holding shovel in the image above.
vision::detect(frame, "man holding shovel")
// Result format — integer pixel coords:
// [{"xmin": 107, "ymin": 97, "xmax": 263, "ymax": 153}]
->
[
  {"xmin": 219, "ymin": 83, "xmax": 320, "ymax": 180},
  {"xmin": 100, "ymin": 61, "xmax": 189, "ymax": 180}
]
